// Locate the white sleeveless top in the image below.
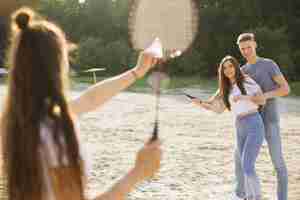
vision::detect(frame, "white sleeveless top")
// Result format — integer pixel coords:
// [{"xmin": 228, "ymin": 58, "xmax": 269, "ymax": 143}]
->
[{"xmin": 229, "ymin": 77, "xmax": 262, "ymax": 117}]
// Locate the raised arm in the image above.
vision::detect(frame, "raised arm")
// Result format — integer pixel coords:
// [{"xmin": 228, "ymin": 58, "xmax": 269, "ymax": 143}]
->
[{"xmin": 69, "ymin": 52, "xmax": 157, "ymax": 116}]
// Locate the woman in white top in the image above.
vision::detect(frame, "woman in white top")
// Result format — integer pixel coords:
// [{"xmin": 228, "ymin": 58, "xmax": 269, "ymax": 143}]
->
[
  {"xmin": 192, "ymin": 56, "xmax": 265, "ymax": 200},
  {"xmin": 0, "ymin": 7, "xmax": 161, "ymax": 200}
]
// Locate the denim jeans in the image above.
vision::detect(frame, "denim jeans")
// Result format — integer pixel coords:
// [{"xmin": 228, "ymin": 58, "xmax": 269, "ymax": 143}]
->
[
  {"xmin": 235, "ymin": 99, "xmax": 288, "ymax": 200},
  {"xmin": 235, "ymin": 112, "xmax": 264, "ymax": 200}
]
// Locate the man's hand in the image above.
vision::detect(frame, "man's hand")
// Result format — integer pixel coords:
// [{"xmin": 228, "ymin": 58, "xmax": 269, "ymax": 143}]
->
[
  {"xmin": 232, "ymin": 95, "xmax": 247, "ymax": 102},
  {"xmin": 251, "ymin": 93, "xmax": 266, "ymax": 105}
]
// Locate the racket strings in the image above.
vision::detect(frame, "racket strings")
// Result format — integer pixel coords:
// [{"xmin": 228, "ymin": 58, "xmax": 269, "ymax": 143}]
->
[
  {"xmin": 129, "ymin": 0, "xmax": 200, "ymax": 141},
  {"xmin": 128, "ymin": 0, "xmax": 199, "ymax": 53}
]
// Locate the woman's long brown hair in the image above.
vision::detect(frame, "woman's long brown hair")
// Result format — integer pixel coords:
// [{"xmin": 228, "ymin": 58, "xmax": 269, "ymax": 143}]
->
[
  {"xmin": 218, "ymin": 55, "xmax": 246, "ymax": 110},
  {"xmin": 1, "ymin": 7, "xmax": 84, "ymax": 200}
]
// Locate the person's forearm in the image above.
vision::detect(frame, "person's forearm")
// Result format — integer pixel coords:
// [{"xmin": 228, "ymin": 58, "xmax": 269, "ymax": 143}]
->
[
  {"xmin": 200, "ymin": 102, "xmax": 214, "ymax": 110},
  {"xmin": 70, "ymin": 68, "xmax": 138, "ymax": 115},
  {"xmin": 199, "ymin": 102, "xmax": 224, "ymax": 113},
  {"xmin": 207, "ymin": 91, "xmax": 219, "ymax": 103},
  {"xmin": 193, "ymin": 94, "xmax": 225, "ymax": 113},
  {"xmin": 246, "ymin": 95, "xmax": 265, "ymax": 105},
  {"xmin": 94, "ymin": 168, "xmax": 142, "ymax": 200},
  {"xmin": 263, "ymin": 84, "xmax": 290, "ymax": 99}
]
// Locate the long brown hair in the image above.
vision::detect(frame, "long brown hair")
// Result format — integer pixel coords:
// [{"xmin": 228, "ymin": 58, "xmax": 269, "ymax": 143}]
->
[
  {"xmin": 1, "ymin": 7, "xmax": 84, "ymax": 200},
  {"xmin": 218, "ymin": 55, "xmax": 246, "ymax": 110}
]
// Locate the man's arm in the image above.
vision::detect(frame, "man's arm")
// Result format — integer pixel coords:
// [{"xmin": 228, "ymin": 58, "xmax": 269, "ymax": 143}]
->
[{"xmin": 263, "ymin": 74, "xmax": 290, "ymax": 99}]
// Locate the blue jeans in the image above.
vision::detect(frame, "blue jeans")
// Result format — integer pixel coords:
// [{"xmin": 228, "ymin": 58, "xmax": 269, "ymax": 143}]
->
[
  {"xmin": 235, "ymin": 100, "xmax": 288, "ymax": 200},
  {"xmin": 235, "ymin": 112, "xmax": 264, "ymax": 200}
]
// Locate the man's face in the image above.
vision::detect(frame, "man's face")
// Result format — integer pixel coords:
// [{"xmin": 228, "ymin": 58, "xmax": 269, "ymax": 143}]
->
[{"xmin": 238, "ymin": 40, "xmax": 257, "ymax": 61}]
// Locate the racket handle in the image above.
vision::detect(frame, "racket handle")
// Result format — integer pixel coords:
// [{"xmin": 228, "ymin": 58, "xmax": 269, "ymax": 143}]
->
[
  {"xmin": 183, "ymin": 93, "xmax": 196, "ymax": 99},
  {"xmin": 150, "ymin": 121, "xmax": 159, "ymax": 142}
]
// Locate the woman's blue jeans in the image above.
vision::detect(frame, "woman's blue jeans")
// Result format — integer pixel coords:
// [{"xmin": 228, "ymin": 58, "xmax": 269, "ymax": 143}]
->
[
  {"xmin": 234, "ymin": 100, "xmax": 288, "ymax": 200},
  {"xmin": 235, "ymin": 112, "xmax": 264, "ymax": 200}
]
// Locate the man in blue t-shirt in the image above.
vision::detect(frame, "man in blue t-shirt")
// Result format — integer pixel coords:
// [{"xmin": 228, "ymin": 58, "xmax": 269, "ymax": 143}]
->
[{"xmin": 233, "ymin": 33, "xmax": 290, "ymax": 200}]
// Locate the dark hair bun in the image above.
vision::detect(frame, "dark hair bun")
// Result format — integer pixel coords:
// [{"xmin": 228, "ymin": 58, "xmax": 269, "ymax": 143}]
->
[{"xmin": 15, "ymin": 12, "xmax": 30, "ymax": 30}]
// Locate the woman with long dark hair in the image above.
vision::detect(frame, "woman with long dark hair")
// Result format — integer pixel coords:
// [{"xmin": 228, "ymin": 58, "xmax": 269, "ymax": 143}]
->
[
  {"xmin": 1, "ymin": 7, "xmax": 161, "ymax": 200},
  {"xmin": 192, "ymin": 55, "xmax": 265, "ymax": 200}
]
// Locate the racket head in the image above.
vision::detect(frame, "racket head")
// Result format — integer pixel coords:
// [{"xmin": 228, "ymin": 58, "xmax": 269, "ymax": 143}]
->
[{"xmin": 128, "ymin": 0, "xmax": 199, "ymax": 59}]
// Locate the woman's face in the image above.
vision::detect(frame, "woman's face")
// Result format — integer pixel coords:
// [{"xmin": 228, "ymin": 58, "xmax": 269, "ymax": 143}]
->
[{"xmin": 223, "ymin": 60, "xmax": 236, "ymax": 80}]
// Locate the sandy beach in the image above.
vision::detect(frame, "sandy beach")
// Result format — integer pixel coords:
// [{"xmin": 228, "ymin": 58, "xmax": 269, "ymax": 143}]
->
[
  {"xmin": 1, "ymin": 86, "xmax": 299, "ymax": 200},
  {"xmin": 75, "ymin": 87, "xmax": 300, "ymax": 200}
]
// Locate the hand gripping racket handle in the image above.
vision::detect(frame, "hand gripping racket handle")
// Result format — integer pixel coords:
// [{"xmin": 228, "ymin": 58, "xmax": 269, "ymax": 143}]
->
[
  {"xmin": 150, "ymin": 120, "xmax": 159, "ymax": 142},
  {"xmin": 183, "ymin": 92, "xmax": 202, "ymax": 103}
]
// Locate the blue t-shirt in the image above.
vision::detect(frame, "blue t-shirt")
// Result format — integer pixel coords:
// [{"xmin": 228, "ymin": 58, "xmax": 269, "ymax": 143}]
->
[
  {"xmin": 241, "ymin": 57, "xmax": 283, "ymax": 93},
  {"xmin": 241, "ymin": 57, "xmax": 283, "ymax": 122}
]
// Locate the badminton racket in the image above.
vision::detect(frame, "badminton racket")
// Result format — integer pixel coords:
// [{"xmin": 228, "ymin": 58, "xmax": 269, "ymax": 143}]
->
[{"xmin": 128, "ymin": 0, "xmax": 199, "ymax": 141}]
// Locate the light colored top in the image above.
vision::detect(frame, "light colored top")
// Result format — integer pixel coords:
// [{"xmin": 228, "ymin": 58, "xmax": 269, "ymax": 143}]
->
[
  {"xmin": 208, "ymin": 77, "xmax": 262, "ymax": 118},
  {"xmin": 39, "ymin": 119, "xmax": 86, "ymax": 200},
  {"xmin": 229, "ymin": 77, "xmax": 262, "ymax": 117}
]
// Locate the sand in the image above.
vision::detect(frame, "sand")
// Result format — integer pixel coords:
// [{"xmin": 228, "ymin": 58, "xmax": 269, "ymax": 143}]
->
[
  {"xmin": 76, "ymin": 88, "xmax": 300, "ymax": 200},
  {"xmin": 1, "ymin": 86, "xmax": 299, "ymax": 200}
]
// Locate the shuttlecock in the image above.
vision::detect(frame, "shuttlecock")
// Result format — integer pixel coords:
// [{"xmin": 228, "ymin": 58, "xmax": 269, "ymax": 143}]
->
[{"xmin": 145, "ymin": 38, "xmax": 163, "ymax": 58}]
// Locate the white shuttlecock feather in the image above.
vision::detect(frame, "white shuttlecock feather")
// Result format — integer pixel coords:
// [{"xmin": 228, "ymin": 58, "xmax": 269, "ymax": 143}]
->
[{"xmin": 144, "ymin": 38, "xmax": 163, "ymax": 58}]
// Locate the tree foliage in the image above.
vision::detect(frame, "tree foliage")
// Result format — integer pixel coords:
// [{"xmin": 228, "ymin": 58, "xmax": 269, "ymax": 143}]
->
[{"xmin": 1, "ymin": 0, "xmax": 300, "ymax": 81}]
